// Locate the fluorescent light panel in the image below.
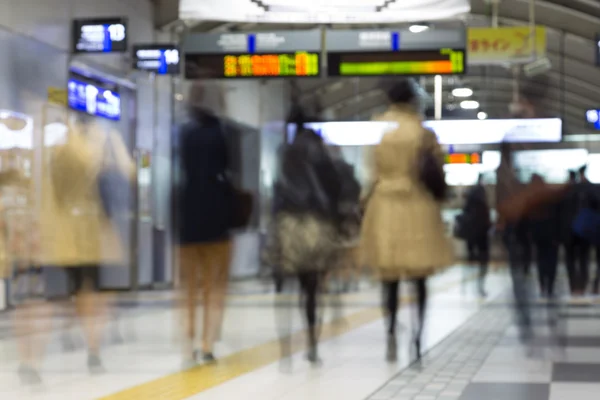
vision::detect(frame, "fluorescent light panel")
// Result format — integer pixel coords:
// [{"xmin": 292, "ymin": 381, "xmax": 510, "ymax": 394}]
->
[{"xmin": 460, "ymin": 100, "xmax": 479, "ymax": 109}]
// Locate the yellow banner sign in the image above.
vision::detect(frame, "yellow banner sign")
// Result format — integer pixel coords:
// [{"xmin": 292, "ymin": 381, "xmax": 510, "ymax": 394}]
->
[
  {"xmin": 468, "ymin": 26, "xmax": 547, "ymax": 65},
  {"xmin": 47, "ymin": 87, "xmax": 67, "ymax": 106}
]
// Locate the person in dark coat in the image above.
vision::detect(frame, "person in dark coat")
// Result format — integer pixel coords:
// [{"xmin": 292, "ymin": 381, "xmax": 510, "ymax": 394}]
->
[
  {"xmin": 562, "ymin": 167, "xmax": 599, "ymax": 295},
  {"xmin": 462, "ymin": 174, "xmax": 491, "ymax": 297},
  {"xmin": 529, "ymin": 174, "xmax": 561, "ymax": 298},
  {"xmin": 175, "ymin": 85, "xmax": 235, "ymax": 365}
]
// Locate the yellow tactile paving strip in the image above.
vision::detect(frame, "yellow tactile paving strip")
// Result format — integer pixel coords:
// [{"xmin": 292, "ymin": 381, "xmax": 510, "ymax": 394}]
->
[{"xmin": 98, "ymin": 274, "xmax": 476, "ymax": 400}]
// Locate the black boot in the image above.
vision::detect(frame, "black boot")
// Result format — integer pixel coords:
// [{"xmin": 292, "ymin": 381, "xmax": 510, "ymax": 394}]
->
[
  {"xmin": 386, "ymin": 334, "xmax": 398, "ymax": 362},
  {"xmin": 307, "ymin": 327, "xmax": 320, "ymax": 364}
]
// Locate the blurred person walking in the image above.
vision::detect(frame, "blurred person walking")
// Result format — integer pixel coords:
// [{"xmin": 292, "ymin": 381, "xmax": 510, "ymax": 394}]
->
[
  {"xmin": 16, "ymin": 122, "xmax": 133, "ymax": 384},
  {"xmin": 265, "ymin": 128, "xmax": 356, "ymax": 363},
  {"xmin": 570, "ymin": 166, "xmax": 600, "ymax": 296},
  {"xmin": 175, "ymin": 85, "xmax": 241, "ymax": 365},
  {"xmin": 529, "ymin": 174, "xmax": 561, "ymax": 298},
  {"xmin": 461, "ymin": 174, "xmax": 491, "ymax": 297},
  {"xmin": 360, "ymin": 79, "xmax": 453, "ymax": 363}
]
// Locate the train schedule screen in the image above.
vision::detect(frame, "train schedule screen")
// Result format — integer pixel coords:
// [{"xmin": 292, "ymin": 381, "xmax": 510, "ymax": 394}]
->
[
  {"xmin": 185, "ymin": 52, "xmax": 320, "ymax": 79},
  {"xmin": 327, "ymin": 48, "xmax": 465, "ymax": 77}
]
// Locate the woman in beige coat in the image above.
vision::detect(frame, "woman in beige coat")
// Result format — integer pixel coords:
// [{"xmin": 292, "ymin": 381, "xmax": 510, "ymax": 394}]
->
[{"xmin": 361, "ymin": 79, "xmax": 453, "ymax": 362}]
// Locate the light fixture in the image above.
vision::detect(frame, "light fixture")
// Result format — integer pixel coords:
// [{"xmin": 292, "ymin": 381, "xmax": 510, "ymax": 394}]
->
[
  {"xmin": 460, "ymin": 100, "xmax": 480, "ymax": 110},
  {"xmin": 452, "ymin": 88, "xmax": 473, "ymax": 97},
  {"xmin": 409, "ymin": 24, "xmax": 430, "ymax": 33},
  {"xmin": 477, "ymin": 111, "xmax": 488, "ymax": 120}
]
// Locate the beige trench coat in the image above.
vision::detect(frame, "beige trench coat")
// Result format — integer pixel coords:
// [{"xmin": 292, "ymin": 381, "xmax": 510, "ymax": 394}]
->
[
  {"xmin": 360, "ymin": 106, "xmax": 454, "ymax": 280},
  {"xmin": 36, "ymin": 125, "xmax": 134, "ymax": 267}
]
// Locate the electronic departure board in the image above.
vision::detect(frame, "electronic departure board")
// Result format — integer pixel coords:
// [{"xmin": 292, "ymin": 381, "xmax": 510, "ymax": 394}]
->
[
  {"xmin": 327, "ymin": 49, "xmax": 465, "ymax": 77},
  {"xmin": 325, "ymin": 29, "xmax": 466, "ymax": 77},
  {"xmin": 445, "ymin": 153, "xmax": 482, "ymax": 165},
  {"xmin": 185, "ymin": 52, "xmax": 320, "ymax": 79},
  {"xmin": 183, "ymin": 31, "xmax": 322, "ymax": 79}
]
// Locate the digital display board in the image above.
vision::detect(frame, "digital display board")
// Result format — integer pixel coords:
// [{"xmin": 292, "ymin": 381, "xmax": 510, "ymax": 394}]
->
[
  {"xmin": 133, "ymin": 44, "xmax": 180, "ymax": 75},
  {"xmin": 325, "ymin": 29, "xmax": 466, "ymax": 77},
  {"xmin": 586, "ymin": 109, "xmax": 600, "ymax": 130},
  {"xmin": 327, "ymin": 49, "xmax": 465, "ymax": 77},
  {"xmin": 185, "ymin": 52, "xmax": 320, "ymax": 79},
  {"xmin": 183, "ymin": 30, "xmax": 322, "ymax": 79},
  {"xmin": 72, "ymin": 17, "xmax": 128, "ymax": 53},
  {"xmin": 67, "ymin": 76, "xmax": 121, "ymax": 121},
  {"xmin": 445, "ymin": 153, "xmax": 482, "ymax": 164}
]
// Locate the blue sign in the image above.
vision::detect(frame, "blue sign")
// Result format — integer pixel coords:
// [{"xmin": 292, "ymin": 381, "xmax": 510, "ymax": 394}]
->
[
  {"xmin": 133, "ymin": 44, "xmax": 180, "ymax": 75},
  {"xmin": 586, "ymin": 109, "xmax": 600, "ymax": 130},
  {"xmin": 72, "ymin": 18, "xmax": 128, "ymax": 53},
  {"xmin": 67, "ymin": 78, "xmax": 121, "ymax": 121}
]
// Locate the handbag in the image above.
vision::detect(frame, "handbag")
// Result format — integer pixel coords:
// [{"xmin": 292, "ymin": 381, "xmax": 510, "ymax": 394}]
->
[
  {"xmin": 417, "ymin": 132, "xmax": 447, "ymax": 201},
  {"xmin": 97, "ymin": 134, "xmax": 130, "ymax": 218},
  {"xmin": 573, "ymin": 208, "xmax": 600, "ymax": 245},
  {"xmin": 231, "ymin": 186, "xmax": 254, "ymax": 230}
]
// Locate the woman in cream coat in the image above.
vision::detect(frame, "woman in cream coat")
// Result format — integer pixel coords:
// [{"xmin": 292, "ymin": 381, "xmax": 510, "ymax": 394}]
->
[
  {"xmin": 361, "ymin": 79, "xmax": 453, "ymax": 362},
  {"xmin": 17, "ymin": 122, "xmax": 134, "ymax": 383}
]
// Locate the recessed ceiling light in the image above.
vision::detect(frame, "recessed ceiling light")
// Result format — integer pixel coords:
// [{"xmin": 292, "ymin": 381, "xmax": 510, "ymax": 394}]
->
[
  {"xmin": 452, "ymin": 88, "xmax": 473, "ymax": 97},
  {"xmin": 460, "ymin": 100, "xmax": 480, "ymax": 110},
  {"xmin": 409, "ymin": 24, "xmax": 430, "ymax": 33},
  {"xmin": 477, "ymin": 111, "xmax": 488, "ymax": 120}
]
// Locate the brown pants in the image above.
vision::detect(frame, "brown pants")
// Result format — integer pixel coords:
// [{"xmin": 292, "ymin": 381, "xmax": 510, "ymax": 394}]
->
[{"xmin": 179, "ymin": 240, "xmax": 232, "ymax": 353}]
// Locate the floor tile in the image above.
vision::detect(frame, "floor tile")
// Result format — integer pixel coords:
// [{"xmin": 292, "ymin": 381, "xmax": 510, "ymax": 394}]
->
[
  {"xmin": 549, "ymin": 383, "xmax": 600, "ymax": 400},
  {"xmin": 552, "ymin": 363, "xmax": 600, "ymax": 383},
  {"xmin": 459, "ymin": 383, "xmax": 550, "ymax": 400}
]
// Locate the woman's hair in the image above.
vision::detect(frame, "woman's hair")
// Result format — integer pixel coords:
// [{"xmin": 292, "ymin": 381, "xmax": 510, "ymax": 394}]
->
[{"xmin": 381, "ymin": 78, "xmax": 417, "ymax": 105}]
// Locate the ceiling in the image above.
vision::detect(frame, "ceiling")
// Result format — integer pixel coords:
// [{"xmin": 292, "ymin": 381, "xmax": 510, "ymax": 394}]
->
[{"xmin": 185, "ymin": 0, "xmax": 600, "ymax": 133}]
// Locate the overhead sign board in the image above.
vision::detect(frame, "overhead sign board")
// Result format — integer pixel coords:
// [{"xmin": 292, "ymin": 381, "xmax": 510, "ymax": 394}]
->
[
  {"xmin": 468, "ymin": 26, "xmax": 546, "ymax": 65},
  {"xmin": 133, "ymin": 44, "xmax": 180, "ymax": 75},
  {"xmin": 67, "ymin": 75, "xmax": 121, "ymax": 120},
  {"xmin": 325, "ymin": 29, "xmax": 466, "ymax": 77},
  {"xmin": 183, "ymin": 30, "xmax": 322, "ymax": 79},
  {"xmin": 72, "ymin": 17, "xmax": 128, "ymax": 53},
  {"xmin": 286, "ymin": 118, "xmax": 562, "ymax": 146}
]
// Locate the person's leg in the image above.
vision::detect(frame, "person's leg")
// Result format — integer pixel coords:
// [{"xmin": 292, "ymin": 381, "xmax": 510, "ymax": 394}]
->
[
  {"xmin": 179, "ymin": 245, "xmax": 199, "ymax": 360},
  {"xmin": 565, "ymin": 240, "xmax": 577, "ymax": 295},
  {"xmin": 534, "ymin": 242, "xmax": 547, "ymax": 296},
  {"xmin": 504, "ymin": 228, "xmax": 532, "ymax": 341},
  {"xmin": 207, "ymin": 240, "xmax": 232, "ymax": 350},
  {"xmin": 298, "ymin": 270, "xmax": 320, "ymax": 362},
  {"xmin": 382, "ymin": 279, "xmax": 400, "ymax": 362},
  {"xmin": 413, "ymin": 278, "xmax": 427, "ymax": 360},
  {"xmin": 73, "ymin": 267, "xmax": 109, "ymax": 373},
  {"xmin": 477, "ymin": 236, "xmax": 490, "ymax": 297},
  {"xmin": 579, "ymin": 241, "xmax": 591, "ymax": 294},
  {"xmin": 547, "ymin": 244, "xmax": 559, "ymax": 298}
]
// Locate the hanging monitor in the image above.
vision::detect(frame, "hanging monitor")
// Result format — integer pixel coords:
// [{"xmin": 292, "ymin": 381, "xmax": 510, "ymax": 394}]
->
[
  {"xmin": 67, "ymin": 73, "xmax": 121, "ymax": 121},
  {"xmin": 133, "ymin": 44, "xmax": 180, "ymax": 75},
  {"xmin": 72, "ymin": 17, "xmax": 128, "ymax": 53},
  {"xmin": 182, "ymin": 30, "xmax": 321, "ymax": 79},
  {"xmin": 325, "ymin": 29, "xmax": 466, "ymax": 77}
]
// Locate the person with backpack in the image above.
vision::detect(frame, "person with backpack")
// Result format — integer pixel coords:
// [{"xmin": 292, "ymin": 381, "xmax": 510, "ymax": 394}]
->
[{"xmin": 264, "ymin": 128, "xmax": 357, "ymax": 363}]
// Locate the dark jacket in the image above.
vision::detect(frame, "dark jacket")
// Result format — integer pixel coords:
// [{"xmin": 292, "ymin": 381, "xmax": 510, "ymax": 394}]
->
[
  {"xmin": 462, "ymin": 184, "xmax": 491, "ymax": 239},
  {"xmin": 176, "ymin": 112, "xmax": 234, "ymax": 244},
  {"xmin": 529, "ymin": 201, "xmax": 561, "ymax": 244},
  {"xmin": 273, "ymin": 134, "xmax": 341, "ymax": 220}
]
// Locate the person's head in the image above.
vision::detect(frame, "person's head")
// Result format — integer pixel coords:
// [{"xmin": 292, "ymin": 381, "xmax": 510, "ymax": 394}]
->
[
  {"xmin": 568, "ymin": 170, "xmax": 577, "ymax": 183},
  {"xmin": 531, "ymin": 173, "xmax": 544, "ymax": 184},
  {"xmin": 579, "ymin": 165, "xmax": 588, "ymax": 180},
  {"xmin": 381, "ymin": 78, "xmax": 418, "ymax": 106},
  {"xmin": 477, "ymin": 174, "xmax": 484, "ymax": 185}
]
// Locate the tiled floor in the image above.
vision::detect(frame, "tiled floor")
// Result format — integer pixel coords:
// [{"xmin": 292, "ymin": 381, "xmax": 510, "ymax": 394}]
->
[{"xmin": 4, "ymin": 266, "xmax": 600, "ymax": 400}]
